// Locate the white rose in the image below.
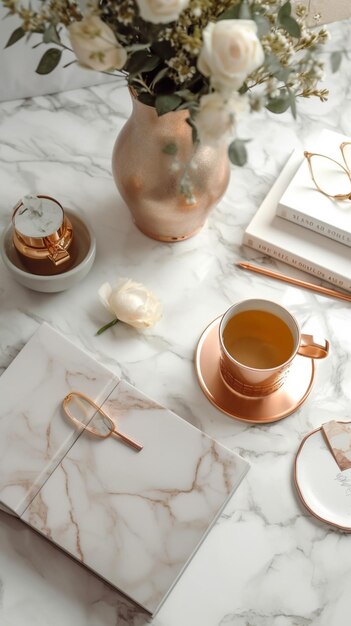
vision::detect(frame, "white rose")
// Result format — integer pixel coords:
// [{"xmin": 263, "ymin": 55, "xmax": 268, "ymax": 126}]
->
[
  {"xmin": 98, "ymin": 279, "xmax": 162, "ymax": 330},
  {"xmin": 136, "ymin": 0, "xmax": 189, "ymax": 24},
  {"xmin": 68, "ymin": 16, "xmax": 127, "ymax": 72},
  {"xmin": 197, "ymin": 20, "xmax": 264, "ymax": 90},
  {"xmin": 195, "ymin": 91, "xmax": 248, "ymax": 146}
]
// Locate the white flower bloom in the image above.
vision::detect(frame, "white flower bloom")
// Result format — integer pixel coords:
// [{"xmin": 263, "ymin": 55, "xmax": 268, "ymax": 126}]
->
[
  {"xmin": 136, "ymin": 0, "xmax": 189, "ymax": 24},
  {"xmin": 197, "ymin": 20, "xmax": 264, "ymax": 90},
  {"xmin": 195, "ymin": 91, "xmax": 248, "ymax": 146},
  {"xmin": 68, "ymin": 16, "xmax": 127, "ymax": 72},
  {"xmin": 98, "ymin": 279, "xmax": 162, "ymax": 329}
]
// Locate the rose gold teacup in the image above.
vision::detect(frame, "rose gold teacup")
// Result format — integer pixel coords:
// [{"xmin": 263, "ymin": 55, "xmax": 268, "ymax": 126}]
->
[{"xmin": 219, "ymin": 299, "xmax": 329, "ymax": 397}]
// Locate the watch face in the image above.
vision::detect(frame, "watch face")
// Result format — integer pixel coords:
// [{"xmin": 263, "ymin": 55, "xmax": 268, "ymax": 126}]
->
[{"xmin": 14, "ymin": 195, "xmax": 64, "ymax": 239}]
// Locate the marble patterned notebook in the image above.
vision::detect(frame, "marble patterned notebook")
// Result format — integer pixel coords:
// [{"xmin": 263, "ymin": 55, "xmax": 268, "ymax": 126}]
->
[{"xmin": 0, "ymin": 324, "xmax": 249, "ymax": 614}]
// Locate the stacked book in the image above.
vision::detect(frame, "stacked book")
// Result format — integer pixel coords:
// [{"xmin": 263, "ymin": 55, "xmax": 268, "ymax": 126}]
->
[{"xmin": 243, "ymin": 129, "xmax": 351, "ymax": 293}]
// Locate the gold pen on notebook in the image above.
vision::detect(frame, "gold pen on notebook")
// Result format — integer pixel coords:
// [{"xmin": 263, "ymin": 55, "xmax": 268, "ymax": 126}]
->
[{"xmin": 237, "ymin": 262, "xmax": 351, "ymax": 303}]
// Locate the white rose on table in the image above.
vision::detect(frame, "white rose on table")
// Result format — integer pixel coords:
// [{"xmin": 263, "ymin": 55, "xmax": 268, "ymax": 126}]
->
[
  {"xmin": 197, "ymin": 19, "xmax": 264, "ymax": 90},
  {"xmin": 195, "ymin": 91, "xmax": 248, "ymax": 146},
  {"xmin": 97, "ymin": 279, "xmax": 162, "ymax": 334},
  {"xmin": 68, "ymin": 16, "xmax": 127, "ymax": 72},
  {"xmin": 136, "ymin": 0, "xmax": 190, "ymax": 24}
]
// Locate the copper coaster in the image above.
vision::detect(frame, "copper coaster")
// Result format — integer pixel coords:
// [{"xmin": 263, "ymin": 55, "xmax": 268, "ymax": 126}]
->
[{"xmin": 195, "ymin": 317, "xmax": 315, "ymax": 424}]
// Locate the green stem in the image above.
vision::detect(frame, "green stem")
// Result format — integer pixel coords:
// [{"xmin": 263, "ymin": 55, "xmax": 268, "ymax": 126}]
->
[{"xmin": 96, "ymin": 318, "xmax": 119, "ymax": 336}]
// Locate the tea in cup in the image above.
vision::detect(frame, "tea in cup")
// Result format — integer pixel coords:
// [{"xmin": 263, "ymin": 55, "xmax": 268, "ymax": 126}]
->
[{"xmin": 219, "ymin": 299, "xmax": 329, "ymax": 397}]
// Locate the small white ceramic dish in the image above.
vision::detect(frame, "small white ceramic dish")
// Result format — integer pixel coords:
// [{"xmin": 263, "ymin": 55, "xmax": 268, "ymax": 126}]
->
[
  {"xmin": 0, "ymin": 209, "xmax": 96, "ymax": 293},
  {"xmin": 295, "ymin": 423, "xmax": 351, "ymax": 532}
]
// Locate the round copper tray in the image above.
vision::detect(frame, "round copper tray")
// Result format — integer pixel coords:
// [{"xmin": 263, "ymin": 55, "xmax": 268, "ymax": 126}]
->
[{"xmin": 195, "ymin": 317, "xmax": 315, "ymax": 424}]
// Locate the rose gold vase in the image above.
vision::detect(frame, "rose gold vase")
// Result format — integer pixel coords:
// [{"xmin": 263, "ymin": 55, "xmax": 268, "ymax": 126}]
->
[{"xmin": 112, "ymin": 97, "xmax": 230, "ymax": 242}]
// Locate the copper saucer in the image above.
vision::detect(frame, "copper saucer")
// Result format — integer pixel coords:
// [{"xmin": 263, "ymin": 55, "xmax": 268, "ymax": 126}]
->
[{"xmin": 195, "ymin": 317, "xmax": 315, "ymax": 424}]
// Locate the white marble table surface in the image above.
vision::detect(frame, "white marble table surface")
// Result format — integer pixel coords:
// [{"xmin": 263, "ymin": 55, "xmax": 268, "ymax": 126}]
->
[{"xmin": 1, "ymin": 20, "xmax": 351, "ymax": 626}]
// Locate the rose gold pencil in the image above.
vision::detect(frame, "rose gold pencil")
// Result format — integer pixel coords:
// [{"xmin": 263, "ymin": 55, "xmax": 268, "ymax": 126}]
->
[{"xmin": 237, "ymin": 262, "xmax": 351, "ymax": 303}]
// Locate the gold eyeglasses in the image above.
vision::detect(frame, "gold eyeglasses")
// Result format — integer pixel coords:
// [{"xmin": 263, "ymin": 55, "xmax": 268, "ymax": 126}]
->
[
  {"xmin": 63, "ymin": 391, "xmax": 143, "ymax": 452},
  {"xmin": 304, "ymin": 141, "xmax": 351, "ymax": 200}
]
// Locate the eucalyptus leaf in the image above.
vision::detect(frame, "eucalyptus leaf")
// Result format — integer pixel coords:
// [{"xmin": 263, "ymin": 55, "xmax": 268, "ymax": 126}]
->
[
  {"xmin": 43, "ymin": 25, "xmax": 61, "ymax": 44},
  {"xmin": 274, "ymin": 66, "xmax": 291, "ymax": 82},
  {"xmin": 218, "ymin": 5, "xmax": 240, "ymax": 20},
  {"xmin": 277, "ymin": 1, "xmax": 291, "ymax": 21},
  {"xmin": 155, "ymin": 94, "xmax": 182, "ymax": 116},
  {"xmin": 239, "ymin": 1, "xmax": 252, "ymax": 19},
  {"xmin": 331, "ymin": 51, "xmax": 342, "ymax": 73},
  {"xmin": 141, "ymin": 55, "xmax": 161, "ymax": 73},
  {"xmin": 265, "ymin": 52, "xmax": 291, "ymax": 82},
  {"xmin": 228, "ymin": 139, "xmax": 248, "ymax": 167},
  {"xmin": 35, "ymin": 48, "xmax": 62, "ymax": 74},
  {"xmin": 137, "ymin": 92, "xmax": 156, "ymax": 107},
  {"xmin": 264, "ymin": 51, "xmax": 281, "ymax": 73},
  {"xmin": 125, "ymin": 51, "xmax": 160, "ymax": 75},
  {"xmin": 5, "ymin": 27, "xmax": 25, "ymax": 48},
  {"xmin": 280, "ymin": 15, "xmax": 301, "ymax": 38},
  {"xmin": 253, "ymin": 14, "xmax": 271, "ymax": 36},
  {"xmin": 266, "ymin": 96, "xmax": 291, "ymax": 114}
]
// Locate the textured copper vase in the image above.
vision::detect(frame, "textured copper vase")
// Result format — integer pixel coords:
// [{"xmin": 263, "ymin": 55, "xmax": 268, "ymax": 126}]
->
[{"xmin": 112, "ymin": 96, "xmax": 230, "ymax": 242}]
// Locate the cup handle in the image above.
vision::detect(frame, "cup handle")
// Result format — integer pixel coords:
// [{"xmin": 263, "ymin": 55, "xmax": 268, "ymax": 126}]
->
[{"xmin": 297, "ymin": 334, "xmax": 329, "ymax": 359}]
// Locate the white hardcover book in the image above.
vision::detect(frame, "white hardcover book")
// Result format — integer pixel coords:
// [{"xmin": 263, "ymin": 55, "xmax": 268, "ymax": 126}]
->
[
  {"xmin": 0, "ymin": 323, "xmax": 249, "ymax": 615},
  {"xmin": 243, "ymin": 150, "xmax": 351, "ymax": 293},
  {"xmin": 277, "ymin": 129, "xmax": 351, "ymax": 248}
]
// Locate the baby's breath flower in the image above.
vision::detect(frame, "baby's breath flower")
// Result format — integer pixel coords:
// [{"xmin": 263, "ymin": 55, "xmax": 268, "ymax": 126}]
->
[
  {"xmin": 167, "ymin": 53, "xmax": 196, "ymax": 83},
  {"xmin": 267, "ymin": 77, "xmax": 280, "ymax": 99}
]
